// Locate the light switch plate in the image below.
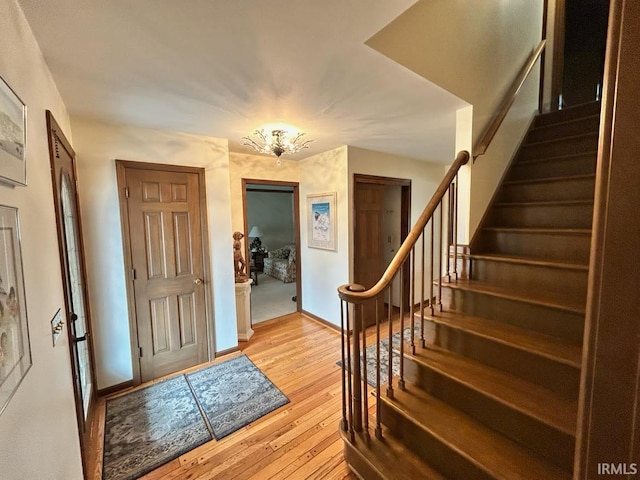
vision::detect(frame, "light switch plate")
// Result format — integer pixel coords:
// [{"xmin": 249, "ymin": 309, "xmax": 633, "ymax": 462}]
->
[{"xmin": 51, "ymin": 309, "xmax": 63, "ymax": 346}]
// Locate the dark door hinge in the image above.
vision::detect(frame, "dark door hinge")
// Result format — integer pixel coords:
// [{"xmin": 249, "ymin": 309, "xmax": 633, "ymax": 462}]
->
[
  {"xmin": 139, "ymin": 347, "xmax": 143, "ymax": 357},
  {"xmin": 131, "ymin": 268, "xmax": 136, "ymax": 281}
]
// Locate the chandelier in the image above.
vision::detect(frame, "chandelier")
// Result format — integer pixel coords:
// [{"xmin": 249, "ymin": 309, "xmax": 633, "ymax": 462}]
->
[{"xmin": 242, "ymin": 129, "xmax": 314, "ymax": 165}]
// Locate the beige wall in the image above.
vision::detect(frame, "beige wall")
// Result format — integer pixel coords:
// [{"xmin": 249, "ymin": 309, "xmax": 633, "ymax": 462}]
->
[
  {"xmin": 0, "ymin": 0, "xmax": 83, "ymax": 478},
  {"xmin": 70, "ymin": 118, "xmax": 236, "ymax": 390},
  {"xmin": 368, "ymin": 0, "xmax": 544, "ymax": 238},
  {"xmin": 299, "ymin": 147, "xmax": 350, "ymax": 326},
  {"xmin": 367, "ymin": 0, "xmax": 544, "ymax": 142},
  {"xmin": 468, "ymin": 73, "xmax": 540, "ymax": 237}
]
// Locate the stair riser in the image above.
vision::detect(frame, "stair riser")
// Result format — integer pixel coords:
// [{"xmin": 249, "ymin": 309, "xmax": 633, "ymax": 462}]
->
[
  {"xmin": 380, "ymin": 402, "xmax": 495, "ymax": 480},
  {"xmin": 342, "ymin": 441, "xmax": 386, "ymax": 480},
  {"xmin": 473, "ymin": 230, "xmax": 591, "ymax": 263},
  {"xmin": 442, "ymin": 287, "xmax": 584, "ymax": 344},
  {"xmin": 527, "ymin": 116, "xmax": 600, "ymax": 143},
  {"xmin": 498, "ymin": 177, "xmax": 595, "ymax": 203},
  {"xmin": 486, "ymin": 203, "xmax": 594, "ymax": 229},
  {"xmin": 418, "ymin": 320, "xmax": 581, "ymax": 398},
  {"xmin": 534, "ymin": 103, "xmax": 601, "ymax": 127},
  {"xmin": 403, "ymin": 357, "xmax": 576, "ymax": 467},
  {"xmin": 519, "ymin": 134, "xmax": 598, "ymax": 161},
  {"xmin": 471, "ymin": 259, "xmax": 588, "ymax": 300},
  {"xmin": 508, "ymin": 154, "xmax": 597, "ymax": 181}
]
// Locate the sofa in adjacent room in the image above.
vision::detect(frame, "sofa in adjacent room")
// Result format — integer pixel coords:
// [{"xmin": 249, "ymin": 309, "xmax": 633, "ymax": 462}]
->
[{"xmin": 263, "ymin": 244, "xmax": 296, "ymax": 283}]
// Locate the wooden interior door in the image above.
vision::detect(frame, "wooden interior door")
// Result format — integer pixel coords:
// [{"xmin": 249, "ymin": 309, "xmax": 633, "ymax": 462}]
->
[
  {"xmin": 46, "ymin": 111, "xmax": 95, "ymax": 476},
  {"xmin": 118, "ymin": 162, "xmax": 209, "ymax": 383},
  {"xmin": 354, "ymin": 183, "xmax": 386, "ymax": 326}
]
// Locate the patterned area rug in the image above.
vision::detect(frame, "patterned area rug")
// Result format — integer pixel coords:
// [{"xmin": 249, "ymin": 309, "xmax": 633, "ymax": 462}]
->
[
  {"xmin": 102, "ymin": 355, "xmax": 288, "ymax": 479},
  {"xmin": 339, "ymin": 323, "xmax": 421, "ymax": 387},
  {"xmin": 186, "ymin": 355, "xmax": 290, "ymax": 439},
  {"xmin": 102, "ymin": 375, "xmax": 212, "ymax": 480}
]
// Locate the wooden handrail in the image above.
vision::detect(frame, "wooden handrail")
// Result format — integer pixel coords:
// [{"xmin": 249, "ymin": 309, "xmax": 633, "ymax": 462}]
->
[
  {"xmin": 473, "ymin": 40, "xmax": 546, "ymax": 159},
  {"xmin": 338, "ymin": 150, "xmax": 470, "ymax": 304}
]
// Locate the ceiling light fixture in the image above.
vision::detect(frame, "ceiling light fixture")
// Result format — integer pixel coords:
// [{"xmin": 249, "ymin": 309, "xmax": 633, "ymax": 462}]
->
[{"xmin": 242, "ymin": 129, "xmax": 314, "ymax": 165}]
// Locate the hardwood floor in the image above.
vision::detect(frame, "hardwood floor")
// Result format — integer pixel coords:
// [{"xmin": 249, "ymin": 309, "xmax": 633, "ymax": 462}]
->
[{"xmin": 87, "ymin": 313, "xmax": 358, "ymax": 480}]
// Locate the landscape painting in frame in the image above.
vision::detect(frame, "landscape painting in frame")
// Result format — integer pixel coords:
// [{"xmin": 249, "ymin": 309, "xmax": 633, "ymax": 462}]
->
[
  {"xmin": 0, "ymin": 75, "xmax": 26, "ymax": 186},
  {"xmin": 0, "ymin": 206, "xmax": 31, "ymax": 416},
  {"xmin": 307, "ymin": 192, "xmax": 336, "ymax": 251}
]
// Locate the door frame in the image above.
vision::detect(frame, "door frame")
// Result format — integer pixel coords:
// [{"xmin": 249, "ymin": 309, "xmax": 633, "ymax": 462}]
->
[
  {"xmin": 115, "ymin": 160, "xmax": 214, "ymax": 386},
  {"xmin": 46, "ymin": 111, "xmax": 97, "ymax": 477},
  {"xmin": 241, "ymin": 179, "xmax": 302, "ymax": 313},
  {"xmin": 353, "ymin": 174, "xmax": 411, "ymax": 310},
  {"xmin": 551, "ymin": 0, "xmax": 567, "ymax": 111}
]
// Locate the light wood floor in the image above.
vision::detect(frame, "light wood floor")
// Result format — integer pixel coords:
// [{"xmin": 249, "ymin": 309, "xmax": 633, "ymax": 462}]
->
[{"xmin": 87, "ymin": 313, "xmax": 359, "ymax": 480}]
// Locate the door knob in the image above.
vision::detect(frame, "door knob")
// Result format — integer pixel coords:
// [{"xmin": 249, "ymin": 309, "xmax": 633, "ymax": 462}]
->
[{"xmin": 194, "ymin": 278, "xmax": 203, "ymax": 285}]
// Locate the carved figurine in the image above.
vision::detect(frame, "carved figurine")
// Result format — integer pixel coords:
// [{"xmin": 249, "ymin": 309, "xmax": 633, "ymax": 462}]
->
[{"xmin": 233, "ymin": 231, "xmax": 249, "ymax": 283}]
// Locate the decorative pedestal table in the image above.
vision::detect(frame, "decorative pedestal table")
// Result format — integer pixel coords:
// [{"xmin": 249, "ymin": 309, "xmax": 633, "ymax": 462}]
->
[{"xmin": 235, "ymin": 279, "xmax": 254, "ymax": 341}]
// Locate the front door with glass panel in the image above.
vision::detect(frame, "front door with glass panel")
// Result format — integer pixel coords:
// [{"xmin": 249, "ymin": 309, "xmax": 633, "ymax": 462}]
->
[{"xmin": 47, "ymin": 111, "xmax": 95, "ymax": 475}]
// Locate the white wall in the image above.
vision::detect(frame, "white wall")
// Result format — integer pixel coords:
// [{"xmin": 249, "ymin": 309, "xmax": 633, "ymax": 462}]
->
[
  {"xmin": 367, "ymin": 0, "xmax": 544, "ymax": 239},
  {"xmin": 70, "ymin": 118, "xmax": 236, "ymax": 390},
  {"xmin": 299, "ymin": 147, "xmax": 349, "ymax": 326},
  {"xmin": 0, "ymin": 0, "xmax": 83, "ymax": 478}
]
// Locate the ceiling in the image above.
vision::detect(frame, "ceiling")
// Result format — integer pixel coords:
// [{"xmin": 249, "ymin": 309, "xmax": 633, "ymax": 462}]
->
[{"xmin": 18, "ymin": 0, "xmax": 467, "ymax": 163}]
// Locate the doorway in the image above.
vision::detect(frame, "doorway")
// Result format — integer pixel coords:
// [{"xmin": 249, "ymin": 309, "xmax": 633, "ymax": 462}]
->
[
  {"xmin": 242, "ymin": 180, "xmax": 301, "ymax": 324},
  {"xmin": 552, "ymin": 0, "xmax": 610, "ymax": 108},
  {"xmin": 116, "ymin": 161, "xmax": 212, "ymax": 384},
  {"xmin": 46, "ymin": 111, "xmax": 96, "ymax": 476},
  {"xmin": 353, "ymin": 174, "xmax": 411, "ymax": 327}
]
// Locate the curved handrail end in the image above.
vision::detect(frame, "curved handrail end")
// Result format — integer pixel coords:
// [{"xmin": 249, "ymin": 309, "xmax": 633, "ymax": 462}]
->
[{"xmin": 338, "ymin": 283, "xmax": 367, "ymax": 302}]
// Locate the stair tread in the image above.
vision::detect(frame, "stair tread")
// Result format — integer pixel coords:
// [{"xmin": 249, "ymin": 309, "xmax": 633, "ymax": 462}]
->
[
  {"xmin": 535, "ymin": 102, "xmax": 601, "ymax": 124},
  {"xmin": 341, "ymin": 428, "xmax": 448, "ymax": 480},
  {"xmin": 467, "ymin": 253, "xmax": 589, "ymax": 270},
  {"xmin": 494, "ymin": 199, "xmax": 594, "ymax": 207},
  {"xmin": 530, "ymin": 113, "xmax": 600, "ymax": 132},
  {"xmin": 408, "ymin": 344, "xmax": 577, "ymax": 434},
  {"xmin": 482, "ymin": 226, "xmax": 591, "ymax": 235},
  {"xmin": 420, "ymin": 309, "xmax": 583, "ymax": 368},
  {"xmin": 514, "ymin": 150, "xmax": 597, "ymax": 166},
  {"xmin": 522, "ymin": 131, "xmax": 598, "ymax": 149},
  {"xmin": 441, "ymin": 279, "xmax": 585, "ymax": 314},
  {"xmin": 383, "ymin": 384, "xmax": 572, "ymax": 480},
  {"xmin": 503, "ymin": 173, "xmax": 596, "ymax": 186}
]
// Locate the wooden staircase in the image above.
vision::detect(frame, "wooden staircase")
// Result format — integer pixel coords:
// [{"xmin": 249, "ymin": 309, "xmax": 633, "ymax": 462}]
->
[{"xmin": 341, "ymin": 101, "xmax": 600, "ymax": 479}]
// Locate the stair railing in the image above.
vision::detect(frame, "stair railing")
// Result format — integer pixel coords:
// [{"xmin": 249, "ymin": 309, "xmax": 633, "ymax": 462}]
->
[
  {"xmin": 338, "ymin": 39, "xmax": 546, "ymax": 445},
  {"xmin": 338, "ymin": 150, "xmax": 469, "ymax": 441},
  {"xmin": 474, "ymin": 39, "xmax": 546, "ymax": 159}
]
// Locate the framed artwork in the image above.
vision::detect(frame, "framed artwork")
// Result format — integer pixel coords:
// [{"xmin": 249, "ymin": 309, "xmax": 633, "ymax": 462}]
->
[
  {"xmin": 0, "ymin": 74, "xmax": 27, "ymax": 186},
  {"xmin": 307, "ymin": 192, "xmax": 336, "ymax": 251},
  {"xmin": 0, "ymin": 206, "xmax": 31, "ymax": 416}
]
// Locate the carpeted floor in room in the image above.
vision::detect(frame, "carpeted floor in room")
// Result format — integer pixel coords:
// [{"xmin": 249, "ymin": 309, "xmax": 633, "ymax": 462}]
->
[{"xmin": 251, "ymin": 273, "xmax": 297, "ymax": 323}]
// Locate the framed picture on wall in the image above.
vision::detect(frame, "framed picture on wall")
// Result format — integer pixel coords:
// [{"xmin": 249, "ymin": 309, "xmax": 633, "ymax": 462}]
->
[
  {"xmin": 307, "ymin": 192, "xmax": 336, "ymax": 251},
  {"xmin": 0, "ymin": 74, "xmax": 27, "ymax": 186},
  {"xmin": 0, "ymin": 206, "xmax": 31, "ymax": 416}
]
